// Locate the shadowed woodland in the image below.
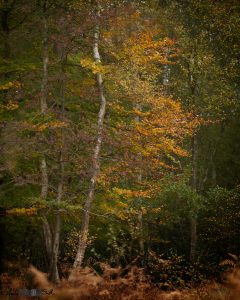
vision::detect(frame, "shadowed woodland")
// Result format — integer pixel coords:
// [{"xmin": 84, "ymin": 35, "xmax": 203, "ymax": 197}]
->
[{"xmin": 0, "ymin": 0, "xmax": 240, "ymax": 298}]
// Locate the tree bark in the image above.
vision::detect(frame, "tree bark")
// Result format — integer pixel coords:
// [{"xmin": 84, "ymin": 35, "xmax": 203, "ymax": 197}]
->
[
  {"xmin": 188, "ymin": 53, "xmax": 198, "ymax": 262},
  {"xmin": 190, "ymin": 216, "xmax": 197, "ymax": 262},
  {"xmin": 135, "ymin": 103, "xmax": 144, "ymax": 258},
  {"xmin": 40, "ymin": 11, "xmax": 48, "ymax": 114},
  {"xmin": 73, "ymin": 22, "xmax": 106, "ymax": 269},
  {"xmin": 40, "ymin": 136, "xmax": 52, "ymax": 264},
  {"xmin": 38, "ymin": 7, "xmax": 58, "ymax": 280},
  {"xmin": 1, "ymin": 0, "xmax": 11, "ymax": 63},
  {"xmin": 49, "ymin": 212, "xmax": 61, "ymax": 283},
  {"xmin": 40, "ymin": 157, "xmax": 48, "ymax": 199},
  {"xmin": 49, "ymin": 59, "xmax": 66, "ymax": 283},
  {"xmin": 190, "ymin": 133, "xmax": 198, "ymax": 262},
  {"xmin": 163, "ymin": 47, "xmax": 170, "ymax": 87},
  {"xmin": 1, "ymin": 0, "xmax": 11, "ymax": 88},
  {"xmin": 41, "ymin": 208, "xmax": 52, "ymax": 263},
  {"xmin": 137, "ymin": 209, "xmax": 144, "ymax": 257}
]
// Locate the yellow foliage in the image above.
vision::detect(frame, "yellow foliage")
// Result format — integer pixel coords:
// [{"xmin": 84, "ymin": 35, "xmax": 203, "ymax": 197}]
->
[
  {"xmin": 0, "ymin": 81, "xmax": 21, "ymax": 91},
  {"xmin": 22, "ymin": 120, "xmax": 68, "ymax": 132},
  {"xmin": 0, "ymin": 101, "xmax": 19, "ymax": 112},
  {"xmin": 120, "ymin": 32, "xmax": 175, "ymax": 70},
  {"xmin": 7, "ymin": 207, "xmax": 37, "ymax": 216},
  {"xmin": 80, "ymin": 58, "xmax": 107, "ymax": 74},
  {"xmin": 112, "ymin": 187, "xmax": 150, "ymax": 199}
]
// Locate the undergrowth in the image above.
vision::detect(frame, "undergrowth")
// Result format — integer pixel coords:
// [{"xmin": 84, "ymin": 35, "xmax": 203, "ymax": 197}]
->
[{"xmin": 1, "ymin": 261, "xmax": 240, "ymax": 300}]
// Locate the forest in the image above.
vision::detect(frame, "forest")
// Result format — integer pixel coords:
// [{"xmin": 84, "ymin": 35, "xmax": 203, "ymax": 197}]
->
[{"xmin": 0, "ymin": 0, "xmax": 240, "ymax": 299}]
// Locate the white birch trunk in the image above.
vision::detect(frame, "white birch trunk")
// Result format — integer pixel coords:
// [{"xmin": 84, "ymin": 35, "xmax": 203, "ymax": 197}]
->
[{"xmin": 73, "ymin": 22, "xmax": 106, "ymax": 269}]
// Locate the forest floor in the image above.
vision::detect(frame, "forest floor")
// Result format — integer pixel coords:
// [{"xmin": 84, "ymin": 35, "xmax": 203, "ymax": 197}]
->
[{"xmin": 1, "ymin": 264, "xmax": 240, "ymax": 300}]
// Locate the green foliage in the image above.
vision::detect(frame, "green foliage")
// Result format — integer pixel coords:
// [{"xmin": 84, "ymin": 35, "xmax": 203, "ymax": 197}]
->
[
  {"xmin": 159, "ymin": 178, "xmax": 204, "ymax": 219},
  {"xmin": 199, "ymin": 186, "xmax": 240, "ymax": 261}
]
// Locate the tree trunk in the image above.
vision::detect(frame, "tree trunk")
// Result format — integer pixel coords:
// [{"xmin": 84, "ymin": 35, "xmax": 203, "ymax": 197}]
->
[
  {"xmin": 190, "ymin": 133, "xmax": 198, "ymax": 262},
  {"xmin": 38, "ymin": 8, "xmax": 57, "ymax": 279},
  {"xmin": 163, "ymin": 47, "xmax": 170, "ymax": 87},
  {"xmin": 188, "ymin": 53, "xmax": 198, "ymax": 262},
  {"xmin": 135, "ymin": 103, "xmax": 144, "ymax": 258},
  {"xmin": 40, "ymin": 157, "xmax": 48, "ymax": 199},
  {"xmin": 49, "ymin": 212, "xmax": 61, "ymax": 283},
  {"xmin": 190, "ymin": 217, "xmax": 197, "ymax": 262},
  {"xmin": 40, "ymin": 146, "xmax": 52, "ymax": 263},
  {"xmin": 1, "ymin": 0, "xmax": 11, "ymax": 63},
  {"xmin": 137, "ymin": 209, "xmax": 144, "ymax": 257},
  {"xmin": 49, "ymin": 153, "xmax": 63, "ymax": 283},
  {"xmin": 211, "ymin": 161, "xmax": 217, "ymax": 186},
  {"xmin": 41, "ymin": 208, "xmax": 52, "ymax": 263},
  {"xmin": 49, "ymin": 59, "xmax": 66, "ymax": 283},
  {"xmin": 40, "ymin": 12, "xmax": 48, "ymax": 114},
  {"xmin": 73, "ymin": 22, "xmax": 106, "ymax": 269}
]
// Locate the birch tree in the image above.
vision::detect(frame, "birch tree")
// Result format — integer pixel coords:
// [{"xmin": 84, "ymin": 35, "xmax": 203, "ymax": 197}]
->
[
  {"xmin": 73, "ymin": 5, "xmax": 107, "ymax": 268},
  {"xmin": 39, "ymin": 1, "xmax": 52, "ymax": 267}
]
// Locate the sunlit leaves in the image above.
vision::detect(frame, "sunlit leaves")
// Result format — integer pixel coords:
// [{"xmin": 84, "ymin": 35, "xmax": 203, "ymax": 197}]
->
[
  {"xmin": 7, "ymin": 207, "xmax": 37, "ymax": 216},
  {"xmin": 112, "ymin": 187, "xmax": 151, "ymax": 200},
  {"xmin": 0, "ymin": 81, "xmax": 21, "ymax": 91},
  {"xmin": 21, "ymin": 120, "xmax": 67, "ymax": 132},
  {"xmin": 0, "ymin": 101, "xmax": 19, "ymax": 112},
  {"xmin": 80, "ymin": 58, "xmax": 106, "ymax": 75}
]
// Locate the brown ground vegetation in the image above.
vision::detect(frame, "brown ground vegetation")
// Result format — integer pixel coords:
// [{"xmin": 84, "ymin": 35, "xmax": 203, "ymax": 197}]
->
[{"xmin": 1, "ymin": 264, "xmax": 240, "ymax": 300}]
